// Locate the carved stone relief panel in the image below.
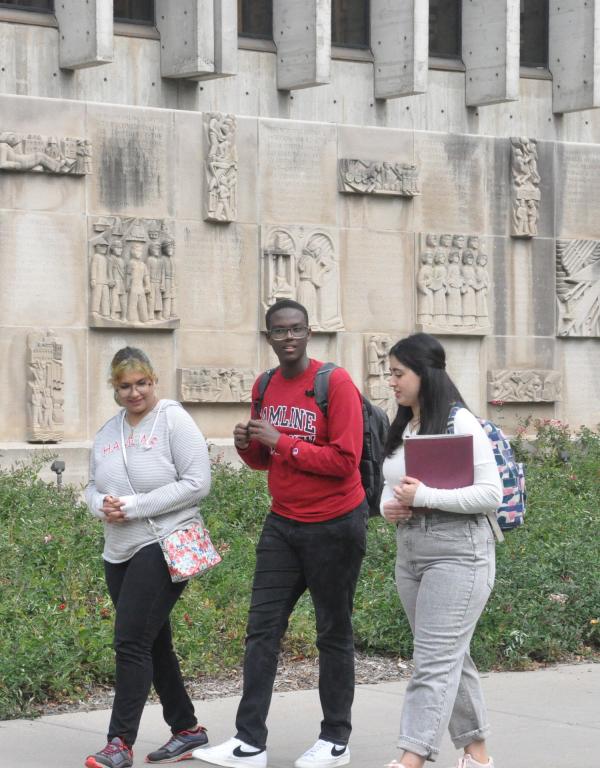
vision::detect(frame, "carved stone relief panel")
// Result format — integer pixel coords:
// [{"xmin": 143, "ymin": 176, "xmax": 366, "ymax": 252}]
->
[
  {"xmin": 178, "ymin": 367, "xmax": 256, "ymax": 403},
  {"xmin": 510, "ymin": 137, "xmax": 540, "ymax": 238},
  {"xmin": 27, "ymin": 330, "xmax": 64, "ymax": 443},
  {"xmin": 204, "ymin": 113, "xmax": 237, "ymax": 223},
  {"xmin": 487, "ymin": 369, "xmax": 562, "ymax": 403},
  {"xmin": 415, "ymin": 233, "xmax": 491, "ymax": 336},
  {"xmin": 261, "ymin": 226, "xmax": 344, "ymax": 332},
  {"xmin": 365, "ymin": 334, "xmax": 396, "ymax": 419},
  {"xmin": 0, "ymin": 131, "xmax": 92, "ymax": 175},
  {"xmin": 89, "ymin": 217, "xmax": 179, "ymax": 330},
  {"xmin": 338, "ymin": 159, "xmax": 420, "ymax": 197},
  {"xmin": 556, "ymin": 239, "xmax": 600, "ymax": 337}
]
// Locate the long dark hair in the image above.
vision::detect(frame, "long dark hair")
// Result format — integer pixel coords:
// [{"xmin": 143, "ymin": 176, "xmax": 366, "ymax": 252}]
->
[{"xmin": 383, "ymin": 333, "xmax": 469, "ymax": 457}]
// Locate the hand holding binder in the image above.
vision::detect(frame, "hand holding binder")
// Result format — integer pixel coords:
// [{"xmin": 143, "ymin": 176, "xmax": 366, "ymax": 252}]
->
[{"xmin": 404, "ymin": 433, "xmax": 474, "ymax": 489}]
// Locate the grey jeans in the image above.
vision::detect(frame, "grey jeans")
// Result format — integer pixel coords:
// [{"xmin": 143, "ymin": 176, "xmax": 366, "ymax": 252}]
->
[{"xmin": 394, "ymin": 511, "xmax": 495, "ymax": 761}]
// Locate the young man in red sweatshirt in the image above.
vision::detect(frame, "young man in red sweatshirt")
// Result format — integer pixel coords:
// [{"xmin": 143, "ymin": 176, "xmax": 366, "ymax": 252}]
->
[{"xmin": 194, "ymin": 299, "xmax": 367, "ymax": 768}]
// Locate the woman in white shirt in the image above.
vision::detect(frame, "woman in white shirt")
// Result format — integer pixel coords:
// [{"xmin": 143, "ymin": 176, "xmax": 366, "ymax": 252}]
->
[{"xmin": 381, "ymin": 333, "xmax": 502, "ymax": 768}]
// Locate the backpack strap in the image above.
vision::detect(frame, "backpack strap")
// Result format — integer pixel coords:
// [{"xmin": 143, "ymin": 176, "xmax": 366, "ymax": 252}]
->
[
  {"xmin": 252, "ymin": 367, "xmax": 278, "ymax": 418},
  {"xmin": 311, "ymin": 363, "xmax": 338, "ymax": 417},
  {"xmin": 446, "ymin": 403, "xmax": 462, "ymax": 434}
]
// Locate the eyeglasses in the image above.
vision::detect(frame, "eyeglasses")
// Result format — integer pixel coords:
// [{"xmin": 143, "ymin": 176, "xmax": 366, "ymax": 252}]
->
[
  {"xmin": 268, "ymin": 325, "xmax": 310, "ymax": 341},
  {"xmin": 116, "ymin": 379, "xmax": 153, "ymax": 395}
]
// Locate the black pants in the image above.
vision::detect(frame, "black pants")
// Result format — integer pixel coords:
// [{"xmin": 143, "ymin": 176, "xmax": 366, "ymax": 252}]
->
[
  {"xmin": 104, "ymin": 543, "xmax": 197, "ymax": 746},
  {"xmin": 235, "ymin": 501, "xmax": 368, "ymax": 750}
]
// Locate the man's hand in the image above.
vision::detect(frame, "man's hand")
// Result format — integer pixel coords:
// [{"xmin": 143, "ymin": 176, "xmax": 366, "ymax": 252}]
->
[
  {"xmin": 382, "ymin": 498, "xmax": 413, "ymax": 524},
  {"xmin": 247, "ymin": 419, "xmax": 281, "ymax": 449},
  {"xmin": 101, "ymin": 495, "xmax": 126, "ymax": 524},
  {"xmin": 393, "ymin": 476, "xmax": 422, "ymax": 506},
  {"xmin": 233, "ymin": 422, "xmax": 251, "ymax": 450}
]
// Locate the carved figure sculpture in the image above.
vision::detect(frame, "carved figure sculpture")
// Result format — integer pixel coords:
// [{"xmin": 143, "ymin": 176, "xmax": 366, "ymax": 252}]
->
[
  {"xmin": 265, "ymin": 232, "xmax": 294, "ymax": 304},
  {"xmin": 487, "ymin": 369, "xmax": 562, "ymax": 403},
  {"xmin": 27, "ymin": 331, "xmax": 64, "ymax": 442},
  {"xmin": 146, "ymin": 242, "xmax": 164, "ymax": 320},
  {"xmin": 160, "ymin": 238, "xmax": 177, "ymax": 320},
  {"xmin": 416, "ymin": 251, "xmax": 435, "ymax": 325},
  {"xmin": 179, "ymin": 366, "xmax": 256, "ymax": 403},
  {"xmin": 89, "ymin": 217, "xmax": 178, "ymax": 329},
  {"xmin": 474, "ymin": 252, "xmax": 490, "ymax": 326},
  {"xmin": 0, "ymin": 131, "xmax": 92, "ymax": 174},
  {"xmin": 90, "ymin": 239, "xmax": 113, "ymax": 317},
  {"xmin": 365, "ymin": 334, "xmax": 396, "ymax": 419},
  {"xmin": 510, "ymin": 137, "xmax": 541, "ymax": 238},
  {"xmin": 296, "ymin": 245, "xmax": 323, "ymax": 321},
  {"xmin": 108, "ymin": 240, "xmax": 127, "ymax": 321},
  {"xmin": 127, "ymin": 241, "xmax": 150, "ymax": 323},
  {"xmin": 204, "ymin": 112, "xmax": 237, "ymax": 222},
  {"xmin": 262, "ymin": 227, "xmax": 343, "ymax": 332},
  {"xmin": 446, "ymin": 250, "xmax": 463, "ymax": 327},
  {"xmin": 416, "ymin": 233, "xmax": 492, "ymax": 335},
  {"xmin": 367, "ymin": 334, "xmax": 389, "ymax": 377},
  {"xmin": 338, "ymin": 158, "xmax": 421, "ymax": 197},
  {"xmin": 431, "ymin": 250, "xmax": 448, "ymax": 325},
  {"xmin": 556, "ymin": 238, "xmax": 600, "ymax": 337},
  {"xmin": 467, "ymin": 236, "xmax": 480, "ymax": 253},
  {"xmin": 460, "ymin": 249, "xmax": 477, "ymax": 326}
]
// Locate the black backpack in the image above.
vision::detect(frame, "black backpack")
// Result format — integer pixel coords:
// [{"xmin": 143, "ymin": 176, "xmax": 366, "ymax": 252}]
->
[{"xmin": 254, "ymin": 363, "xmax": 390, "ymax": 518}]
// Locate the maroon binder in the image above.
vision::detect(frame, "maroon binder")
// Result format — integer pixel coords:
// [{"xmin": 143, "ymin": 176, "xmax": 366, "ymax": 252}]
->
[{"xmin": 404, "ymin": 433, "xmax": 474, "ymax": 489}]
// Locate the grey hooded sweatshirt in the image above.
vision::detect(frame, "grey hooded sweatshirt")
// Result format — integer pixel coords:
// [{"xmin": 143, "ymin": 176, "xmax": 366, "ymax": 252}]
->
[{"xmin": 85, "ymin": 399, "xmax": 211, "ymax": 563}]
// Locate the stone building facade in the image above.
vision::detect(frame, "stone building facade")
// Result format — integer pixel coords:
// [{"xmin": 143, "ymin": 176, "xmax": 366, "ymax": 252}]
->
[{"xmin": 0, "ymin": 0, "xmax": 599, "ymax": 484}]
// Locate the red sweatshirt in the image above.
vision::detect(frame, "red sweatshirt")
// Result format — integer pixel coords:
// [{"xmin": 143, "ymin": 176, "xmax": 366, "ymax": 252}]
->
[{"xmin": 237, "ymin": 359, "xmax": 365, "ymax": 522}]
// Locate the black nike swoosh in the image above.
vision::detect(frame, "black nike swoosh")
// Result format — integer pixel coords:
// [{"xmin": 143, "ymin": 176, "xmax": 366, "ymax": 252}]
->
[
  {"xmin": 331, "ymin": 746, "xmax": 347, "ymax": 757},
  {"xmin": 233, "ymin": 746, "xmax": 265, "ymax": 758}
]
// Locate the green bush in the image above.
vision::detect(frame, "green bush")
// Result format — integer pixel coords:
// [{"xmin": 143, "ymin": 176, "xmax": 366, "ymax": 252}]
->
[{"xmin": 0, "ymin": 423, "xmax": 598, "ymax": 719}]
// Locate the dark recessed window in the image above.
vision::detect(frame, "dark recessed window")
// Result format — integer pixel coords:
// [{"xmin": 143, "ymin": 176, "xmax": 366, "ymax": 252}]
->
[
  {"xmin": 238, "ymin": 0, "xmax": 272, "ymax": 40},
  {"xmin": 114, "ymin": 0, "xmax": 154, "ymax": 25},
  {"xmin": 332, "ymin": 0, "xmax": 370, "ymax": 49},
  {"xmin": 429, "ymin": 0, "xmax": 461, "ymax": 59},
  {"xmin": 0, "ymin": 0, "xmax": 54, "ymax": 11},
  {"xmin": 520, "ymin": 0, "xmax": 548, "ymax": 68}
]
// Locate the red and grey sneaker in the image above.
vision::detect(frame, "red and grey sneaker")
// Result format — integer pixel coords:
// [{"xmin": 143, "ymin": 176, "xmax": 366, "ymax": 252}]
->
[
  {"xmin": 85, "ymin": 737, "xmax": 133, "ymax": 768},
  {"xmin": 146, "ymin": 726, "xmax": 209, "ymax": 763}
]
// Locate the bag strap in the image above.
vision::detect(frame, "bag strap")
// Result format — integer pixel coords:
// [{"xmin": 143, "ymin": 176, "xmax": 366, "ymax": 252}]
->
[
  {"xmin": 446, "ymin": 403, "xmax": 463, "ymax": 434},
  {"xmin": 119, "ymin": 410, "xmax": 137, "ymax": 494},
  {"xmin": 253, "ymin": 367, "xmax": 278, "ymax": 418},
  {"xmin": 311, "ymin": 362, "xmax": 338, "ymax": 417}
]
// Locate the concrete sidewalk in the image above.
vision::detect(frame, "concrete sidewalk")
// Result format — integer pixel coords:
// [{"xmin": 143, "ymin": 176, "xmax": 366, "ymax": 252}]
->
[{"xmin": 1, "ymin": 663, "xmax": 598, "ymax": 768}]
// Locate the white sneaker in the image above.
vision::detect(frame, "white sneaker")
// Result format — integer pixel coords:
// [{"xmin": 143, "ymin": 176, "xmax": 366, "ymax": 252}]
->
[
  {"xmin": 453, "ymin": 757, "xmax": 494, "ymax": 768},
  {"xmin": 294, "ymin": 739, "xmax": 350, "ymax": 768},
  {"xmin": 192, "ymin": 737, "xmax": 267, "ymax": 767}
]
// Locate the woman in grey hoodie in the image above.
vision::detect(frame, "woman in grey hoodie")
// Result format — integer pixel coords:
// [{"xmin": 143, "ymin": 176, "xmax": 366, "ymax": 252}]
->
[{"xmin": 84, "ymin": 347, "xmax": 212, "ymax": 768}]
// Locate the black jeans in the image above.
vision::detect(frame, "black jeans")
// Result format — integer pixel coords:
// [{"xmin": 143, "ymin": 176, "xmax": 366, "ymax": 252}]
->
[
  {"xmin": 104, "ymin": 543, "xmax": 197, "ymax": 746},
  {"xmin": 235, "ymin": 501, "xmax": 368, "ymax": 750}
]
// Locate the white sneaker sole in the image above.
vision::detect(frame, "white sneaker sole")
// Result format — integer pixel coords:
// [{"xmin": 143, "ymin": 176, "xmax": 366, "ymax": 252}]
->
[
  {"xmin": 191, "ymin": 746, "xmax": 267, "ymax": 768},
  {"xmin": 294, "ymin": 752, "xmax": 350, "ymax": 768}
]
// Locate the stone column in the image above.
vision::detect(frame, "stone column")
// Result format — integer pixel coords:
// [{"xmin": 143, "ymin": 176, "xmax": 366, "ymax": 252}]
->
[
  {"xmin": 156, "ymin": 0, "xmax": 237, "ymax": 79},
  {"xmin": 462, "ymin": 0, "xmax": 520, "ymax": 106},
  {"xmin": 549, "ymin": 0, "xmax": 600, "ymax": 113},
  {"xmin": 371, "ymin": 0, "xmax": 428, "ymax": 99},
  {"xmin": 273, "ymin": 0, "xmax": 331, "ymax": 90},
  {"xmin": 55, "ymin": 0, "xmax": 113, "ymax": 70}
]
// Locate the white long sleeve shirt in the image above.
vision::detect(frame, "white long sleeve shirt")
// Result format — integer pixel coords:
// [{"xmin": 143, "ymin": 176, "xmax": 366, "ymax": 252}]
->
[
  {"xmin": 85, "ymin": 399, "xmax": 211, "ymax": 563},
  {"xmin": 381, "ymin": 408, "xmax": 502, "ymax": 529}
]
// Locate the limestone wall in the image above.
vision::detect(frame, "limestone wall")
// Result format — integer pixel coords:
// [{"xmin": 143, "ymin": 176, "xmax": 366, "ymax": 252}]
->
[{"xmin": 1, "ymin": 7, "xmax": 599, "ymax": 485}]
